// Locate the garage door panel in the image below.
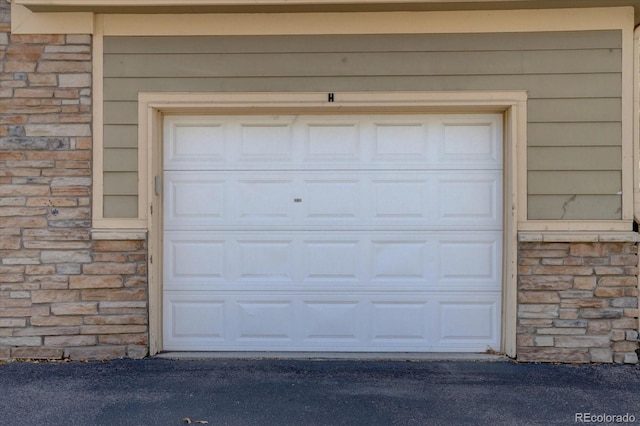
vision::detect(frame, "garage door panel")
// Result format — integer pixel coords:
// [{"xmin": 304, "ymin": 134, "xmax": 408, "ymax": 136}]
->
[
  {"xmin": 171, "ymin": 240, "xmax": 225, "ymax": 280},
  {"xmin": 237, "ymin": 301, "xmax": 294, "ymax": 340},
  {"xmin": 163, "ymin": 292, "xmax": 500, "ymax": 351},
  {"xmin": 370, "ymin": 240, "xmax": 429, "ymax": 281},
  {"xmin": 303, "ymin": 302, "xmax": 361, "ymax": 341},
  {"xmin": 372, "ymin": 179, "xmax": 429, "ymax": 219},
  {"xmin": 304, "ymin": 180, "xmax": 361, "ymax": 220},
  {"xmin": 164, "ymin": 114, "xmax": 502, "ymax": 171},
  {"xmin": 303, "ymin": 241, "xmax": 361, "ymax": 281},
  {"xmin": 438, "ymin": 239, "xmax": 501, "ymax": 284},
  {"xmin": 163, "ymin": 113, "xmax": 503, "ymax": 353},
  {"xmin": 441, "ymin": 120, "xmax": 501, "ymax": 164},
  {"xmin": 239, "ymin": 123, "xmax": 293, "ymax": 160},
  {"xmin": 237, "ymin": 178, "xmax": 294, "ymax": 222},
  {"xmin": 166, "ymin": 298, "xmax": 226, "ymax": 340},
  {"xmin": 166, "ymin": 122, "xmax": 226, "ymax": 166},
  {"xmin": 304, "ymin": 122, "xmax": 360, "ymax": 160},
  {"xmin": 371, "ymin": 302, "xmax": 429, "ymax": 341},
  {"xmin": 436, "ymin": 298, "xmax": 501, "ymax": 349},
  {"xmin": 373, "ymin": 122, "xmax": 428, "ymax": 160},
  {"xmin": 237, "ymin": 239, "xmax": 295, "ymax": 281},
  {"xmin": 165, "ymin": 177, "xmax": 226, "ymax": 224},
  {"xmin": 164, "ymin": 231, "xmax": 501, "ymax": 292},
  {"xmin": 164, "ymin": 170, "xmax": 502, "ymax": 229},
  {"xmin": 439, "ymin": 177, "xmax": 501, "ymax": 223}
]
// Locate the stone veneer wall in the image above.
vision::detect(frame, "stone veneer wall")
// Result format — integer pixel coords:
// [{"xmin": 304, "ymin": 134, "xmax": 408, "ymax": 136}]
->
[
  {"xmin": 517, "ymin": 241, "xmax": 639, "ymax": 364},
  {"xmin": 0, "ymin": 0, "xmax": 148, "ymax": 360}
]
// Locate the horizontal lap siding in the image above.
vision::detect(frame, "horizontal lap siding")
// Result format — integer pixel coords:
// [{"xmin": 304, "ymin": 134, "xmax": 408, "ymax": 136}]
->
[{"xmin": 102, "ymin": 31, "xmax": 622, "ymax": 220}]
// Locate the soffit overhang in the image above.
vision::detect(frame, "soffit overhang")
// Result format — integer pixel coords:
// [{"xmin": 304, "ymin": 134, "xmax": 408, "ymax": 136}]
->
[{"xmin": 10, "ymin": 0, "xmax": 640, "ymax": 18}]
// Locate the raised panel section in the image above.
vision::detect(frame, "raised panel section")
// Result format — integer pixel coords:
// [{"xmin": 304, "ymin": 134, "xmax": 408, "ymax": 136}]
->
[
  {"xmin": 173, "ymin": 124, "xmax": 225, "ymax": 163},
  {"xmin": 303, "ymin": 302, "xmax": 359, "ymax": 340},
  {"xmin": 164, "ymin": 114, "xmax": 502, "ymax": 171},
  {"xmin": 439, "ymin": 177, "xmax": 501, "ymax": 223},
  {"xmin": 303, "ymin": 241, "xmax": 360, "ymax": 281},
  {"xmin": 165, "ymin": 175, "xmax": 226, "ymax": 226},
  {"xmin": 164, "ymin": 235, "xmax": 227, "ymax": 289},
  {"xmin": 371, "ymin": 302, "xmax": 428, "ymax": 341},
  {"xmin": 438, "ymin": 240, "xmax": 499, "ymax": 285},
  {"xmin": 305, "ymin": 123, "xmax": 360, "ymax": 160},
  {"xmin": 164, "ymin": 297, "xmax": 225, "ymax": 344},
  {"xmin": 436, "ymin": 299, "xmax": 500, "ymax": 349},
  {"xmin": 164, "ymin": 170, "xmax": 502, "ymax": 229},
  {"xmin": 240, "ymin": 123, "xmax": 292, "ymax": 160},
  {"xmin": 373, "ymin": 122, "xmax": 427, "ymax": 160},
  {"xmin": 442, "ymin": 122, "xmax": 498, "ymax": 163},
  {"xmin": 238, "ymin": 241, "xmax": 293, "ymax": 281},
  {"xmin": 373, "ymin": 180, "xmax": 428, "ymax": 219},
  {"xmin": 162, "ymin": 293, "xmax": 502, "ymax": 351},
  {"xmin": 238, "ymin": 179, "xmax": 294, "ymax": 222},
  {"xmin": 304, "ymin": 179, "xmax": 360, "ymax": 220},
  {"xmin": 164, "ymin": 231, "xmax": 502, "ymax": 292},
  {"xmin": 371, "ymin": 241, "xmax": 427, "ymax": 281},
  {"xmin": 173, "ymin": 242, "xmax": 225, "ymax": 279},
  {"xmin": 238, "ymin": 301, "xmax": 293, "ymax": 340}
]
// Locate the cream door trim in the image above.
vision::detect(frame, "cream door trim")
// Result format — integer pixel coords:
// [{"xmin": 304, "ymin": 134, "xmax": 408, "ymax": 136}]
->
[
  {"xmin": 634, "ymin": 26, "xmax": 640, "ymax": 223},
  {"xmin": 12, "ymin": 0, "xmax": 638, "ymax": 11},
  {"xmin": 11, "ymin": 4, "xmax": 633, "ymax": 35},
  {"xmin": 10, "ymin": 3, "xmax": 93, "ymax": 34},
  {"xmin": 139, "ymin": 90, "xmax": 525, "ymax": 357},
  {"xmin": 621, "ymin": 16, "xmax": 635, "ymax": 221},
  {"xmin": 518, "ymin": 221, "xmax": 635, "ymax": 232}
]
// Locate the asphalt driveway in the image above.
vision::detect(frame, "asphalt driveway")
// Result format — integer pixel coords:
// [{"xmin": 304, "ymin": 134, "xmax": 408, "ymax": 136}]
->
[{"xmin": 1, "ymin": 358, "xmax": 639, "ymax": 425}]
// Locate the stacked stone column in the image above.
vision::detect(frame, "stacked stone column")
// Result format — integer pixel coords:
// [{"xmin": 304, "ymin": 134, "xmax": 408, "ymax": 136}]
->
[
  {"xmin": 517, "ymin": 241, "xmax": 639, "ymax": 363},
  {"xmin": 0, "ymin": 1, "xmax": 148, "ymax": 360}
]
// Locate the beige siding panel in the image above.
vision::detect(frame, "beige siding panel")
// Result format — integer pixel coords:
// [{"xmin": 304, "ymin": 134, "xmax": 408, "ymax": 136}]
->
[
  {"xmin": 103, "ymin": 196, "xmax": 138, "ymax": 219},
  {"xmin": 104, "ymin": 125, "xmax": 139, "ymax": 148},
  {"xmin": 103, "ymin": 50, "xmax": 621, "ymax": 78},
  {"xmin": 103, "ymin": 31, "xmax": 622, "ymax": 54},
  {"xmin": 528, "ymin": 99, "xmax": 622, "ymax": 123},
  {"xmin": 103, "ymin": 73, "xmax": 622, "ymax": 102},
  {"xmin": 528, "ymin": 195, "xmax": 621, "ymax": 220},
  {"xmin": 101, "ymin": 31, "xmax": 624, "ymax": 221},
  {"xmin": 104, "ymin": 172, "xmax": 139, "ymax": 196},
  {"xmin": 528, "ymin": 147, "xmax": 622, "ymax": 171},
  {"xmin": 528, "ymin": 123, "xmax": 622, "ymax": 147},
  {"xmin": 104, "ymin": 149, "xmax": 138, "ymax": 172},
  {"xmin": 104, "ymin": 102, "xmax": 138, "ymax": 125},
  {"xmin": 528, "ymin": 171, "xmax": 621, "ymax": 195}
]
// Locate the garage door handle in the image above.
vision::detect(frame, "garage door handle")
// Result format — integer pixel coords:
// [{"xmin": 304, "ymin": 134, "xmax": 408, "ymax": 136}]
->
[{"xmin": 294, "ymin": 198, "xmax": 302, "ymax": 203}]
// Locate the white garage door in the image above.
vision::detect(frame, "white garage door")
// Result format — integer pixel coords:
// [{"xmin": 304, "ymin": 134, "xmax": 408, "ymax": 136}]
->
[{"xmin": 163, "ymin": 113, "xmax": 503, "ymax": 352}]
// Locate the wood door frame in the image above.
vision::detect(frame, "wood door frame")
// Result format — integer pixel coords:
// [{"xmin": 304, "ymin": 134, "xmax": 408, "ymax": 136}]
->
[{"xmin": 140, "ymin": 90, "xmax": 526, "ymax": 357}]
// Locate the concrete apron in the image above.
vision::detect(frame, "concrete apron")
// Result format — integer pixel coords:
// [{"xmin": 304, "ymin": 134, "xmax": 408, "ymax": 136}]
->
[{"xmin": 156, "ymin": 352, "xmax": 509, "ymax": 361}]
